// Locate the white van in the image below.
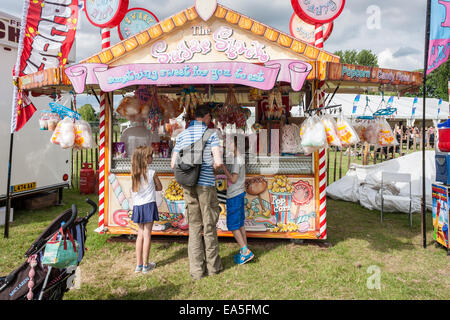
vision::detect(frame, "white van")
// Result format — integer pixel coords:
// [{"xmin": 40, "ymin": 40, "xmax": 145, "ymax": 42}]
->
[{"xmin": 0, "ymin": 11, "xmax": 73, "ymax": 207}]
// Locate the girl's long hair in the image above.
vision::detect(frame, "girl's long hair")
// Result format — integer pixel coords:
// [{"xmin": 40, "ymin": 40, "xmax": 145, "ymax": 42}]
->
[{"xmin": 131, "ymin": 146, "xmax": 153, "ymax": 193}]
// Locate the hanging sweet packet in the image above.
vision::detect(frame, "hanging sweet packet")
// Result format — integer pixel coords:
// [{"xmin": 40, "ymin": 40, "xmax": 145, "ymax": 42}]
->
[
  {"xmin": 56, "ymin": 118, "xmax": 75, "ymax": 149},
  {"xmin": 336, "ymin": 115, "xmax": 360, "ymax": 147},
  {"xmin": 321, "ymin": 114, "xmax": 342, "ymax": 148},
  {"xmin": 301, "ymin": 115, "xmax": 327, "ymax": 152},
  {"xmin": 364, "ymin": 120, "xmax": 381, "ymax": 145},
  {"xmin": 377, "ymin": 118, "xmax": 398, "ymax": 147},
  {"xmin": 50, "ymin": 120, "xmax": 63, "ymax": 145},
  {"xmin": 74, "ymin": 120, "xmax": 96, "ymax": 149}
]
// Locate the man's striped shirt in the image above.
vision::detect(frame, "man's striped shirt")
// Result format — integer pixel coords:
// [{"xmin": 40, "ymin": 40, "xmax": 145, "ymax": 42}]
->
[{"xmin": 174, "ymin": 121, "xmax": 220, "ymax": 187}]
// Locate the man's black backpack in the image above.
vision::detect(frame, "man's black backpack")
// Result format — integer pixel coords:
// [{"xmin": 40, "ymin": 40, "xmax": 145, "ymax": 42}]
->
[{"xmin": 174, "ymin": 129, "xmax": 214, "ymax": 187}]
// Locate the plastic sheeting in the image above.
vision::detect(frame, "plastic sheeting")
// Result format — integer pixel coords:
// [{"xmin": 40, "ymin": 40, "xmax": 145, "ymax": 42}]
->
[{"xmin": 327, "ymin": 151, "xmax": 436, "ymax": 213}]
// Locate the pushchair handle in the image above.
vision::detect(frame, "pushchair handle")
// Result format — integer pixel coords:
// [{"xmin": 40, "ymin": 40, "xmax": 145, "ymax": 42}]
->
[
  {"xmin": 62, "ymin": 204, "xmax": 78, "ymax": 232},
  {"xmin": 85, "ymin": 199, "xmax": 97, "ymax": 220}
]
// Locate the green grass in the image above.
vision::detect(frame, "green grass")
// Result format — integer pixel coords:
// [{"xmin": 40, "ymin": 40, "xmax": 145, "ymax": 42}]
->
[{"xmin": 1, "ymin": 189, "xmax": 448, "ymax": 300}]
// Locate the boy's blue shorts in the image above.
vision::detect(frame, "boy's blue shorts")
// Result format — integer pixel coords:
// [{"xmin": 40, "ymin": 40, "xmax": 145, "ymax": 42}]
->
[{"xmin": 226, "ymin": 192, "xmax": 246, "ymax": 231}]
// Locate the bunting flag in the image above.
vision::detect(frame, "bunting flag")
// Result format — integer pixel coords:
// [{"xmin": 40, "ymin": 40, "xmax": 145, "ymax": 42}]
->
[
  {"xmin": 352, "ymin": 94, "xmax": 360, "ymax": 114},
  {"xmin": 387, "ymin": 96, "xmax": 394, "ymax": 108},
  {"xmin": 427, "ymin": 0, "xmax": 450, "ymax": 74},
  {"xmin": 11, "ymin": 0, "xmax": 79, "ymax": 132},
  {"xmin": 438, "ymin": 98, "xmax": 442, "ymax": 116},
  {"xmin": 412, "ymin": 96, "xmax": 418, "ymax": 117}
]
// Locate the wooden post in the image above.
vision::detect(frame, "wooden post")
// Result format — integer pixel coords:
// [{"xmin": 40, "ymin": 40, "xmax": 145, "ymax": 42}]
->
[
  {"xmin": 333, "ymin": 146, "xmax": 337, "ymax": 183},
  {"xmin": 413, "ymin": 135, "xmax": 417, "ymax": 152},
  {"xmin": 347, "ymin": 146, "xmax": 351, "ymax": 172},
  {"xmin": 400, "ymin": 132, "xmax": 403, "ymax": 156},
  {"xmin": 363, "ymin": 142, "xmax": 369, "ymax": 165},
  {"xmin": 406, "ymin": 133, "xmax": 410, "ymax": 154},
  {"xmin": 420, "ymin": 131, "xmax": 423, "ymax": 151}
]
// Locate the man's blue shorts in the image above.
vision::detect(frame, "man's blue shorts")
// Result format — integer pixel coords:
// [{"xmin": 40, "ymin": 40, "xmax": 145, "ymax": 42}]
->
[{"xmin": 226, "ymin": 192, "xmax": 246, "ymax": 231}]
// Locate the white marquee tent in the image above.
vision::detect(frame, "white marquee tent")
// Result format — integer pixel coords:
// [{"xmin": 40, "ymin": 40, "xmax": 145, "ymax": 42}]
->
[{"xmin": 325, "ymin": 94, "xmax": 448, "ymax": 121}]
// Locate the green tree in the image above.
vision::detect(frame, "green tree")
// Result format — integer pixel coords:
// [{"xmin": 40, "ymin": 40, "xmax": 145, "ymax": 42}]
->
[
  {"xmin": 420, "ymin": 60, "xmax": 449, "ymax": 101},
  {"xmin": 334, "ymin": 49, "xmax": 379, "ymax": 67},
  {"xmin": 78, "ymin": 104, "xmax": 98, "ymax": 122}
]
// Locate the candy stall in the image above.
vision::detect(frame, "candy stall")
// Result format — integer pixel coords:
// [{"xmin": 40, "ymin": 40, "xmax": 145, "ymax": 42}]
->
[{"xmin": 18, "ymin": 1, "xmax": 422, "ymax": 241}]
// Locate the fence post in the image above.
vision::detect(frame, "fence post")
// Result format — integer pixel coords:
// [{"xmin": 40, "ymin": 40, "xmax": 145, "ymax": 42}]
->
[{"xmin": 333, "ymin": 146, "xmax": 337, "ymax": 183}]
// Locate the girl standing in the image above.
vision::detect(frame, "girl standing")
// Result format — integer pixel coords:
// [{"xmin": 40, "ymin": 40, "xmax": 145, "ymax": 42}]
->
[{"xmin": 131, "ymin": 146, "xmax": 162, "ymax": 274}]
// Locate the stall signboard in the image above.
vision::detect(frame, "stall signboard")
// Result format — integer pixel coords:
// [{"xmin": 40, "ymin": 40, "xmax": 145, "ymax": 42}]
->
[
  {"xmin": 326, "ymin": 62, "xmax": 423, "ymax": 86},
  {"xmin": 289, "ymin": 13, "xmax": 333, "ymax": 45},
  {"xmin": 118, "ymin": 8, "xmax": 159, "ymax": 41},
  {"xmin": 108, "ymin": 174, "xmax": 319, "ymax": 239},
  {"xmin": 432, "ymin": 184, "xmax": 450, "ymax": 249},
  {"xmin": 291, "ymin": 0, "xmax": 346, "ymax": 25},
  {"xmin": 65, "ymin": 59, "xmax": 313, "ymax": 93},
  {"xmin": 84, "ymin": 0, "xmax": 129, "ymax": 28},
  {"xmin": 112, "ymin": 23, "xmax": 321, "ymax": 67}
]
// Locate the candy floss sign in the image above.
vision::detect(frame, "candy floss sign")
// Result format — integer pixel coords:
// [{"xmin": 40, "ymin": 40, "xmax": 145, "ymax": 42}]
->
[
  {"xmin": 151, "ymin": 26, "xmax": 270, "ymax": 64},
  {"xmin": 65, "ymin": 60, "xmax": 312, "ymax": 93},
  {"xmin": 18, "ymin": 0, "xmax": 78, "ymax": 75}
]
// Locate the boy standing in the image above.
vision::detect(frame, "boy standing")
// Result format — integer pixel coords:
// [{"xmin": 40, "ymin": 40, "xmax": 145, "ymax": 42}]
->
[{"xmin": 222, "ymin": 136, "xmax": 254, "ymax": 265}]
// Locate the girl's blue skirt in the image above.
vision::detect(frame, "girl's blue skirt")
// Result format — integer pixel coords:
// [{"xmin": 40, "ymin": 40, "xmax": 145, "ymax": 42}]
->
[{"xmin": 131, "ymin": 202, "xmax": 159, "ymax": 224}]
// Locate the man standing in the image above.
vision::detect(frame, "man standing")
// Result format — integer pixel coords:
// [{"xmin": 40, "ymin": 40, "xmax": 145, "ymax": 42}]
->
[{"xmin": 171, "ymin": 104, "xmax": 223, "ymax": 280}]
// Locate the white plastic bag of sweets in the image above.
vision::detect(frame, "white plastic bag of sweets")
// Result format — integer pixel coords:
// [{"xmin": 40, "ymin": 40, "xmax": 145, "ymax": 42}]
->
[
  {"xmin": 74, "ymin": 120, "xmax": 96, "ymax": 149},
  {"xmin": 353, "ymin": 120, "xmax": 379, "ymax": 145},
  {"xmin": 336, "ymin": 115, "xmax": 360, "ymax": 147},
  {"xmin": 50, "ymin": 120, "xmax": 63, "ymax": 145},
  {"xmin": 56, "ymin": 117, "xmax": 75, "ymax": 149},
  {"xmin": 301, "ymin": 115, "xmax": 327, "ymax": 153},
  {"xmin": 376, "ymin": 118, "xmax": 398, "ymax": 147},
  {"xmin": 321, "ymin": 114, "xmax": 342, "ymax": 148}
]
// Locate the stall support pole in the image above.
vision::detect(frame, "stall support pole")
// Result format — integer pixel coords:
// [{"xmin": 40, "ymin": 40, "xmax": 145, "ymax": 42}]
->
[
  {"xmin": 421, "ymin": 0, "xmax": 431, "ymax": 249},
  {"xmin": 97, "ymin": 27, "xmax": 110, "ymax": 234},
  {"xmin": 3, "ymin": 133, "xmax": 14, "ymax": 238},
  {"xmin": 314, "ymin": 25, "xmax": 327, "ymax": 240}
]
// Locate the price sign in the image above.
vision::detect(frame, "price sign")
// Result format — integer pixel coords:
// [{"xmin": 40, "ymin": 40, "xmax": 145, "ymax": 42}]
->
[
  {"xmin": 118, "ymin": 8, "xmax": 159, "ymax": 40},
  {"xmin": 290, "ymin": 0, "xmax": 345, "ymax": 25},
  {"xmin": 84, "ymin": 0, "xmax": 129, "ymax": 28},
  {"xmin": 289, "ymin": 13, "xmax": 333, "ymax": 45}
]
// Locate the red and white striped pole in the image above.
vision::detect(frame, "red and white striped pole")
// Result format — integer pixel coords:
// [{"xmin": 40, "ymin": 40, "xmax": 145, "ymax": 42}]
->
[
  {"xmin": 314, "ymin": 24, "xmax": 327, "ymax": 240},
  {"xmin": 97, "ymin": 27, "xmax": 110, "ymax": 233}
]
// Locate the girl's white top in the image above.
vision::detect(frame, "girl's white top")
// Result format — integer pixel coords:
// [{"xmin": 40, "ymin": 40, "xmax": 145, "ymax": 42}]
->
[{"xmin": 131, "ymin": 167, "xmax": 156, "ymax": 206}]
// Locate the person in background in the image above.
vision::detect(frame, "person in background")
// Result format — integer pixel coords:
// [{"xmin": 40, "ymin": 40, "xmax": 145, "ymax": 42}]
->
[
  {"xmin": 120, "ymin": 121, "xmax": 160, "ymax": 158},
  {"xmin": 222, "ymin": 136, "xmax": 254, "ymax": 265},
  {"xmin": 171, "ymin": 104, "xmax": 224, "ymax": 280},
  {"xmin": 429, "ymin": 127, "xmax": 435, "ymax": 148},
  {"xmin": 130, "ymin": 146, "xmax": 162, "ymax": 274}
]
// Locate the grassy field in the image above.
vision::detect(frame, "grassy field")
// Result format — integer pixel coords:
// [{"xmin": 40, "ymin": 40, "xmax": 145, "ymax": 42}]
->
[{"xmin": 0, "ymin": 189, "xmax": 448, "ymax": 300}]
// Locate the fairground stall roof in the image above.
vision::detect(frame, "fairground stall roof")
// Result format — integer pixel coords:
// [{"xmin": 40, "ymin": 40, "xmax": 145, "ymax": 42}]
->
[{"xmin": 17, "ymin": 3, "xmax": 422, "ymax": 96}]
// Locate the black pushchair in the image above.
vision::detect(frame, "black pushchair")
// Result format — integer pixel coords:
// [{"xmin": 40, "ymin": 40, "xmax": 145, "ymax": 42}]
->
[{"xmin": 0, "ymin": 199, "xmax": 97, "ymax": 300}]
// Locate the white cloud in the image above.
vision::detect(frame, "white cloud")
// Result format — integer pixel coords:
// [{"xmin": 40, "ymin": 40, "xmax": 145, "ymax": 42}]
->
[{"xmin": 378, "ymin": 48, "xmax": 422, "ymax": 71}]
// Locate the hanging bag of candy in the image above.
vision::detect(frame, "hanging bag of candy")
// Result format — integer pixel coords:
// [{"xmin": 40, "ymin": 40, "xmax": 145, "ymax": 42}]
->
[
  {"xmin": 300, "ymin": 115, "xmax": 327, "ymax": 154},
  {"xmin": 376, "ymin": 118, "xmax": 398, "ymax": 148},
  {"xmin": 336, "ymin": 115, "xmax": 360, "ymax": 147},
  {"xmin": 147, "ymin": 87, "xmax": 163, "ymax": 132},
  {"xmin": 74, "ymin": 120, "xmax": 96, "ymax": 149},
  {"xmin": 50, "ymin": 117, "xmax": 75, "ymax": 149},
  {"xmin": 321, "ymin": 114, "xmax": 342, "ymax": 148}
]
